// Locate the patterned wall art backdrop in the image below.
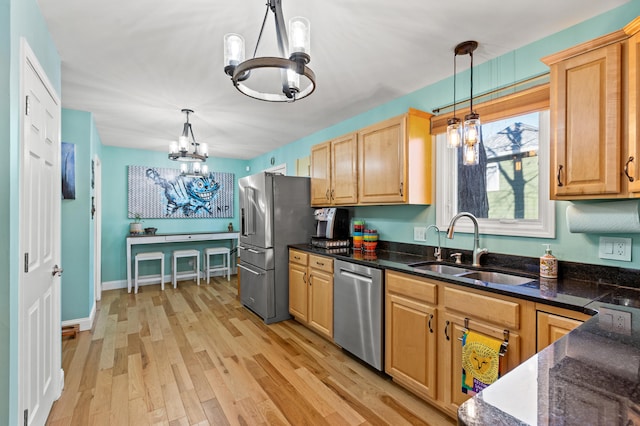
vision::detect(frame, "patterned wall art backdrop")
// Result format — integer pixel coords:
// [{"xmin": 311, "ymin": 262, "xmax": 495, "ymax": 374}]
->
[{"xmin": 128, "ymin": 166, "xmax": 234, "ymax": 219}]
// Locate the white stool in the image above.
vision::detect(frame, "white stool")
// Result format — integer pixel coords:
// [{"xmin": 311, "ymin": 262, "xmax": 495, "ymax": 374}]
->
[
  {"xmin": 203, "ymin": 247, "xmax": 231, "ymax": 283},
  {"xmin": 134, "ymin": 251, "xmax": 165, "ymax": 293},
  {"xmin": 172, "ymin": 249, "xmax": 200, "ymax": 288}
]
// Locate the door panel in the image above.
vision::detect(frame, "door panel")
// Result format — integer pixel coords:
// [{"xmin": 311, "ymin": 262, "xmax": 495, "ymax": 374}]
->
[{"xmin": 20, "ymin": 48, "xmax": 62, "ymax": 426}]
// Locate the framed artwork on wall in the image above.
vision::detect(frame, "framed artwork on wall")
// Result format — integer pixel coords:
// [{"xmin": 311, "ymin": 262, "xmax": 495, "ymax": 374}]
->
[
  {"xmin": 61, "ymin": 142, "xmax": 76, "ymax": 200},
  {"xmin": 127, "ymin": 165, "xmax": 234, "ymax": 219}
]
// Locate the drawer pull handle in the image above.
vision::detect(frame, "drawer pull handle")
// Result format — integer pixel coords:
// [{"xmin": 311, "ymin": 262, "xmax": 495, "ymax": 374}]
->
[
  {"xmin": 625, "ymin": 156, "xmax": 635, "ymax": 182},
  {"xmin": 428, "ymin": 314, "xmax": 434, "ymax": 333}
]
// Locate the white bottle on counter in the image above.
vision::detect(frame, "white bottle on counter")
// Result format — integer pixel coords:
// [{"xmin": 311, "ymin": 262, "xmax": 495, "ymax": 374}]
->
[{"xmin": 540, "ymin": 244, "xmax": 558, "ymax": 279}]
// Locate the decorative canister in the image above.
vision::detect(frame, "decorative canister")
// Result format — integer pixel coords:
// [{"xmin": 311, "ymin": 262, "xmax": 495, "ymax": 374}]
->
[{"xmin": 363, "ymin": 229, "xmax": 378, "ymax": 252}]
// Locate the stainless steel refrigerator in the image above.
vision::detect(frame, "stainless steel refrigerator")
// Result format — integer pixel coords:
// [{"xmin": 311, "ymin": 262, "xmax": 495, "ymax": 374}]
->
[{"xmin": 237, "ymin": 172, "xmax": 316, "ymax": 324}]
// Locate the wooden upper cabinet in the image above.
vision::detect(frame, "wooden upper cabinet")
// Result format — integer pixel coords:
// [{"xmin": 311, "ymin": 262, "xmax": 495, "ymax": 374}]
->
[
  {"xmin": 310, "ymin": 142, "xmax": 331, "ymax": 205},
  {"xmin": 544, "ymin": 42, "xmax": 622, "ymax": 198},
  {"xmin": 628, "ymin": 30, "xmax": 640, "ymax": 193},
  {"xmin": 542, "ymin": 16, "xmax": 640, "ymax": 199},
  {"xmin": 358, "ymin": 108, "xmax": 432, "ymax": 204},
  {"xmin": 310, "ymin": 134, "xmax": 357, "ymax": 206},
  {"xmin": 330, "ymin": 134, "xmax": 358, "ymax": 205}
]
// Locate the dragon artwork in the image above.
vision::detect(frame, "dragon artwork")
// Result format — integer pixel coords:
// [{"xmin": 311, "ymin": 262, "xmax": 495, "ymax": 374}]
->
[{"xmin": 145, "ymin": 168, "xmax": 221, "ymax": 216}]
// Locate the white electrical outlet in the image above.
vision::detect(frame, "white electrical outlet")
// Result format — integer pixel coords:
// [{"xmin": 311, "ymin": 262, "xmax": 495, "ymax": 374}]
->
[
  {"xmin": 413, "ymin": 226, "xmax": 427, "ymax": 241},
  {"xmin": 599, "ymin": 237, "xmax": 632, "ymax": 261},
  {"xmin": 599, "ymin": 307, "xmax": 632, "ymax": 335}
]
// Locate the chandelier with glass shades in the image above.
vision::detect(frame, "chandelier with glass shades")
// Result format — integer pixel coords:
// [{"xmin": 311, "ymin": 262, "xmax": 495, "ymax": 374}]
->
[
  {"xmin": 446, "ymin": 41, "xmax": 482, "ymax": 166},
  {"xmin": 223, "ymin": 0, "xmax": 315, "ymax": 102},
  {"xmin": 168, "ymin": 109, "xmax": 209, "ymax": 176}
]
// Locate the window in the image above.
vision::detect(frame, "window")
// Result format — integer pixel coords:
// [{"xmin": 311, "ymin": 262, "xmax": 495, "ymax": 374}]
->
[{"xmin": 434, "ymin": 87, "xmax": 555, "ymax": 238}]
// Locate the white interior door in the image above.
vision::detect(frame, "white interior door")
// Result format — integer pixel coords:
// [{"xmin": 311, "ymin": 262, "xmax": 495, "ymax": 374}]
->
[
  {"xmin": 94, "ymin": 156, "xmax": 102, "ymax": 301},
  {"xmin": 19, "ymin": 40, "xmax": 62, "ymax": 426}
]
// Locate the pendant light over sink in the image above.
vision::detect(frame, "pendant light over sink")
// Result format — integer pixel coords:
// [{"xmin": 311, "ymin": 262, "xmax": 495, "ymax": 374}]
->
[
  {"xmin": 447, "ymin": 41, "xmax": 482, "ymax": 165},
  {"xmin": 223, "ymin": 0, "xmax": 315, "ymax": 102},
  {"xmin": 168, "ymin": 109, "xmax": 209, "ymax": 176}
]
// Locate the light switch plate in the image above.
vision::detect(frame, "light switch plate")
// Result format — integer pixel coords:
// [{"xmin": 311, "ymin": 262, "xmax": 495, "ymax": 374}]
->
[
  {"xmin": 599, "ymin": 237, "xmax": 632, "ymax": 261},
  {"xmin": 413, "ymin": 226, "xmax": 427, "ymax": 241}
]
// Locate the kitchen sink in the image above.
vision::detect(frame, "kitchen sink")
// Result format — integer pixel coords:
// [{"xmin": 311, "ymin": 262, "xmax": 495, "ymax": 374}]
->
[
  {"xmin": 408, "ymin": 262, "xmax": 471, "ymax": 276},
  {"xmin": 459, "ymin": 271, "xmax": 535, "ymax": 286}
]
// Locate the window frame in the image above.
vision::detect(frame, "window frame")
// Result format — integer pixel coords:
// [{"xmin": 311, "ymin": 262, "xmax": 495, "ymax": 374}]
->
[{"xmin": 434, "ymin": 84, "xmax": 555, "ymax": 238}]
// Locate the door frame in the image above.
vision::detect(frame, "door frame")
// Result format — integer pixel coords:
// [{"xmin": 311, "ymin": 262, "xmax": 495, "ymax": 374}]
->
[
  {"xmin": 94, "ymin": 155, "xmax": 102, "ymax": 301},
  {"xmin": 18, "ymin": 38, "xmax": 63, "ymax": 421}
]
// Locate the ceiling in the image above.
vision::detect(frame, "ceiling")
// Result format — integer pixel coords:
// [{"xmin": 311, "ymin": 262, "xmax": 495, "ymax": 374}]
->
[{"xmin": 38, "ymin": 0, "xmax": 628, "ymax": 160}]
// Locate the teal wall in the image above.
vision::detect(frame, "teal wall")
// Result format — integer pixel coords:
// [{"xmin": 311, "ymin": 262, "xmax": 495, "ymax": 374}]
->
[
  {"xmin": 4, "ymin": 0, "xmax": 61, "ymax": 423},
  {"xmin": 249, "ymin": 0, "xmax": 640, "ymax": 270},
  {"xmin": 100, "ymin": 146, "xmax": 248, "ymax": 283},
  {"xmin": 61, "ymin": 109, "xmax": 100, "ymax": 321}
]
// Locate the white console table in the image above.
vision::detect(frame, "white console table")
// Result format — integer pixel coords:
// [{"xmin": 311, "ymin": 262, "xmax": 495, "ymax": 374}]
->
[{"xmin": 126, "ymin": 231, "xmax": 240, "ymax": 293}]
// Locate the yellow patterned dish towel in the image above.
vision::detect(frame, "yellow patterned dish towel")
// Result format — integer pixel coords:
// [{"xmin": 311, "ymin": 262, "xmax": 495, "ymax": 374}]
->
[{"xmin": 461, "ymin": 330, "xmax": 504, "ymax": 396}]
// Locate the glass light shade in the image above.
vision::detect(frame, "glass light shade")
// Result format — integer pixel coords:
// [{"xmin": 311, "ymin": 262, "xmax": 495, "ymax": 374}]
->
[
  {"xmin": 224, "ymin": 33, "xmax": 245, "ymax": 67},
  {"xmin": 463, "ymin": 142, "xmax": 479, "ymax": 166},
  {"xmin": 193, "ymin": 162, "xmax": 201, "ymax": 174},
  {"xmin": 464, "ymin": 114, "xmax": 481, "ymax": 146},
  {"xmin": 178, "ymin": 135, "xmax": 189, "ymax": 151},
  {"xmin": 201, "ymin": 164, "xmax": 209, "ymax": 175},
  {"xmin": 180, "ymin": 163, "xmax": 188, "ymax": 174},
  {"xmin": 288, "ymin": 17, "xmax": 310, "ymax": 55},
  {"xmin": 199, "ymin": 143, "xmax": 208, "ymax": 157},
  {"xmin": 446, "ymin": 118, "xmax": 462, "ymax": 149},
  {"xmin": 287, "ymin": 68, "xmax": 300, "ymax": 92},
  {"xmin": 169, "ymin": 141, "xmax": 178, "ymax": 154}
]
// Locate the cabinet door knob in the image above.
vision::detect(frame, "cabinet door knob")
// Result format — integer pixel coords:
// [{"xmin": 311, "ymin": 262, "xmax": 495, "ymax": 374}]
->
[
  {"xmin": 326, "ymin": 189, "xmax": 330, "ymax": 200},
  {"xmin": 557, "ymin": 165, "xmax": 564, "ymax": 187},
  {"xmin": 303, "ymin": 272, "xmax": 306, "ymax": 284},
  {"xmin": 625, "ymin": 156, "xmax": 635, "ymax": 182},
  {"xmin": 428, "ymin": 314, "xmax": 434, "ymax": 334}
]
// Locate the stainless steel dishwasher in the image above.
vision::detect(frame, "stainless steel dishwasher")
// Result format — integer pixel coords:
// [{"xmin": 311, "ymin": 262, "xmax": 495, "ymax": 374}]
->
[{"xmin": 333, "ymin": 259, "xmax": 384, "ymax": 371}]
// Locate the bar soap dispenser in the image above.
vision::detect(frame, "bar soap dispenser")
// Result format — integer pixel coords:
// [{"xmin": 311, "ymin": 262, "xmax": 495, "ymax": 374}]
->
[{"xmin": 540, "ymin": 244, "xmax": 558, "ymax": 279}]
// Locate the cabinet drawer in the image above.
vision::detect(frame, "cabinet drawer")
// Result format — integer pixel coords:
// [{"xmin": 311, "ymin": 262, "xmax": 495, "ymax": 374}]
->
[
  {"xmin": 386, "ymin": 271, "xmax": 437, "ymax": 305},
  {"xmin": 308, "ymin": 254, "xmax": 333, "ymax": 272},
  {"xmin": 289, "ymin": 250, "xmax": 308, "ymax": 266},
  {"xmin": 444, "ymin": 286, "xmax": 519, "ymax": 330}
]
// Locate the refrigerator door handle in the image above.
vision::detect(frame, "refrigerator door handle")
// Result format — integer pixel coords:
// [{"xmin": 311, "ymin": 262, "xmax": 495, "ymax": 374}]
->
[
  {"xmin": 238, "ymin": 264, "xmax": 262, "ymax": 276},
  {"xmin": 245, "ymin": 187, "xmax": 256, "ymax": 236},
  {"xmin": 247, "ymin": 248, "xmax": 262, "ymax": 254}
]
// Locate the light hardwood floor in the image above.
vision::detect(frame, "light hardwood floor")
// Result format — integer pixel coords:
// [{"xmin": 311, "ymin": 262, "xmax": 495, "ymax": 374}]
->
[{"xmin": 47, "ymin": 275, "xmax": 455, "ymax": 426}]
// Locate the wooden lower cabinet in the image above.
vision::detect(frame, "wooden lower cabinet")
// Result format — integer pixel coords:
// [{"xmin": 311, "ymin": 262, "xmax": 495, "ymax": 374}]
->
[
  {"xmin": 439, "ymin": 311, "xmax": 522, "ymax": 416},
  {"xmin": 536, "ymin": 304, "xmax": 591, "ymax": 351},
  {"xmin": 288, "ymin": 249, "xmax": 334, "ymax": 339},
  {"xmin": 385, "ymin": 270, "xmax": 535, "ymax": 418},
  {"xmin": 385, "ymin": 271, "xmax": 438, "ymax": 400}
]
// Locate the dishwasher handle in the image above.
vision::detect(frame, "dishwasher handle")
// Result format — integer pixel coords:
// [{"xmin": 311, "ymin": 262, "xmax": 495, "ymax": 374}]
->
[{"xmin": 339, "ymin": 269, "xmax": 373, "ymax": 283}]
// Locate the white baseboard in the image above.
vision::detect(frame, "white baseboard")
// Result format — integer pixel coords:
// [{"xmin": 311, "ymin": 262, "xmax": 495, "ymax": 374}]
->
[
  {"xmin": 61, "ymin": 299, "xmax": 96, "ymax": 331},
  {"xmin": 102, "ymin": 270, "xmax": 236, "ymax": 292}
]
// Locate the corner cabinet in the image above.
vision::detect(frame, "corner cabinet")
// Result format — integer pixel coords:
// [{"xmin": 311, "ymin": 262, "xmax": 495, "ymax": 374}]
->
[
  {"xmin": 288, "ymin": 249, "xmax": 334, "ymax": 339},
  {"xmin": 542, "ymin": 16, "xmax": 640, "ymax": 199},
  {"xmin": 535, "ymin": 304, "xmax": 592, "ymax": 352},
  {"xmin": 310, "ymin": 108, "xmax": 432, "ymax": 206},
  {"xmin": 310, "ymin": 133, "xmax": 358, "ymax": 206}
]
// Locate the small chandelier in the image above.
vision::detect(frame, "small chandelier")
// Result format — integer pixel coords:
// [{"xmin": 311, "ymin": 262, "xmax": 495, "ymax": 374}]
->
[
  {"xmin": 446, "ymin": 41, "xmax": 481, "ymax": 165},
  {"xmin": 223, "ymin": 0, "xmax": 316, "ymax": 102},
  {"xmin": 168, "ymin": 109, "xmax": 209, "ymax": 176}
]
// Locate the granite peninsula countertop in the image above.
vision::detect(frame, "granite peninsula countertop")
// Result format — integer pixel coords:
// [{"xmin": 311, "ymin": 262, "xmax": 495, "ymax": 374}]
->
[{"xmin": 289, "ymin": 243, "xmax": 640, "ymax": 425}]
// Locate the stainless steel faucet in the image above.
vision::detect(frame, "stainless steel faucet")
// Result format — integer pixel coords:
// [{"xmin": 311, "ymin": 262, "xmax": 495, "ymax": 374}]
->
[
  {"xmin": 446, "ymin": 212, "xmax": 488, "ymax": 267},
  {"xmin": 426, "ymin": 225, "xmax": 442, "ymax": 261}
]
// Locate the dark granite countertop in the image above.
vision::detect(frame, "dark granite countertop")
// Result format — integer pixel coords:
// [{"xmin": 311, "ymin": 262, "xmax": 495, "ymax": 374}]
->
[
  {"xmin": 290, "ymin": 242, "xmax": 640, "ymax": 424},
  {"xmin": 289, "ymin": 242, "xmax": 627, "ymax": 314},
  {"xmin": 458, "ymin": 308, "xmax": 640, "ymax": 425}
]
